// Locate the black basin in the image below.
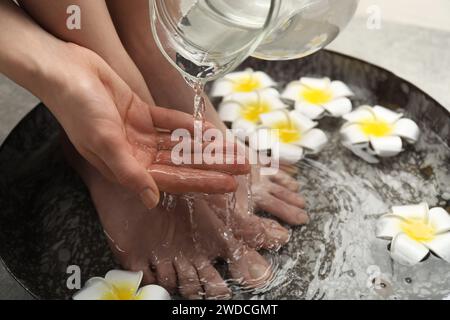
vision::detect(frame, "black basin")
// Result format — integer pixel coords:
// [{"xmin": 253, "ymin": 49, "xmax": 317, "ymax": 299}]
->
[{"xmin": 1, "ymin": 50, "xmax": 449, "ymax": 299}]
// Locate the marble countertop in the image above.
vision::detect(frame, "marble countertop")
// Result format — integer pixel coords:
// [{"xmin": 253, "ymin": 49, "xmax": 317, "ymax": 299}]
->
[{"xmin": 0, "ymin": 17, "xmax": 449, "ymax": 299}]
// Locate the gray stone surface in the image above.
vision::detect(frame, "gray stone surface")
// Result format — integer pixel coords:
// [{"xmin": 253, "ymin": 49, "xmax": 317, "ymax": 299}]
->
[
  {"xmin": 329, "ymin": 17, "xmax": 450, "ymax": 110},
  {"xmin": 0, "ymin": 17, "xmax": 449, "ymax": 299}
]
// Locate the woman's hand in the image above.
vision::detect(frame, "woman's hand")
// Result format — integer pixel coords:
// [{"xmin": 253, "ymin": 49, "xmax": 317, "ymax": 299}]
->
[{"xmin": 41, "ymin": 43, "xmax": 248, "ymax": 208}]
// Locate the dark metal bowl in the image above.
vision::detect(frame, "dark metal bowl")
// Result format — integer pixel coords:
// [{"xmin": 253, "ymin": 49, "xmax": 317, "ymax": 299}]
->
[{"xmin": 1, "ymin": 50, "xmax": 449, "ymax": 300}]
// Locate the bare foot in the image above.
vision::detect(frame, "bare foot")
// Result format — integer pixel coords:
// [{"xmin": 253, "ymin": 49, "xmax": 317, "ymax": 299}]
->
[
  {"xmin": 204, "ymin": 167, "xmax": 308, "ymax": 251},
  {"xmin": 65, "ymin": 144, "xmax": 272, "ymax": 299},
  {"xmin": 105, "ymin": 0, "xmax": 308, "ymax": 251}
]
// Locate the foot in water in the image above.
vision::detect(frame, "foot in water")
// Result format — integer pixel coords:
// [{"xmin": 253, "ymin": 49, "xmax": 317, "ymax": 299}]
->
[
  {"xmin": 65, "ymin": 145, "xmax": 272, "ymax": 299},
  {"xmin": 205, "ymin": 168, "xmax": 309, "ymax": 251}
]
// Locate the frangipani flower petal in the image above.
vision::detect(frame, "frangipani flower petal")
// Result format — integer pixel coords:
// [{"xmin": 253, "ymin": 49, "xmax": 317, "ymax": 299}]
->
[
  {"xmin": 392, "ymin": 203, "xmax": 429, "ymax": 221},
  {"xmin": 390, "ymin": 233, "xmax": 430, "ymax": 266},
  {"xmin": 232, "ymin": 119, "xmax": 258, "ymax": 140},
  {"xmin": 259, "ymin": 110, "xmax": 291, "ymax": 128},
  {"xmin": 297, "ymin": 128, "xmax": 328, "ymax": 153},
  {"xmin": 330, "ymin": 81, "xmax": 354, "ymax": 98},
  {"xmin": 219, "ymin": 88, "xmax": 288, "ymax": 140},
  {"xmin": 424, "ymin": 233, "xmax": 450, "ymax": 263},
  {"xmin": 211, "ymin": 69, "xmax": 275, "ymax": 97},
  {"xmin": 273, "ymin": 143, "xmax": 304, "ymax": 164},
  {"xmin": 376, "ymin": 214, "xmax": 403, "ymax": 240},
  {"xmin": 105, "ymin": 270, "xmax": 143, "ymax": 295},
  {"xmin": 370, "ymin": 136, "xmax": 403, "ymax": 157},
  {"xmin": 73, "ymin": 278, "xmax": 113, "ymax": 300},
  {"xmin": 342, "ymin": 141, "xmax": 379, "ymax": 164},
  {"xmin": 295, "ymin": 102, "xmax": 325, "ymax": 119},
  {"xmin": 290, "ymin": 110, "xmax": 318, "ymax": 133},
  {"xmin": 281, "ymin": 81, "xmax": 303, "ymax": 101},
  {"xmin": 342, "ymin": 106, "xmax": 375, "ymax": 123},
  {"xmin": 300, "ymin": 77, "xmax": 331, "ymax": 90},
  {"xmin": 322, "ymin": 97, "xmax": 353, "ymax": 117},
  {"xmin": 283, "ymin": 77, "xmax": 353, "ymax": 119},
  {"xmin": 249, "ymin": 127, "xmax": 276, "ymax": 151},
  {"xmin": 211, "ymin": 80, "xmax": 234, "ymax": 98},
  {"xmin": 340, "ymin": 124, "xmax": 370, "ymax": 144},
  {"xmin": 218, "ymin": 101, "xmax": 241, "ymax": 123},
  {"xmin": 135, "ymin": 285, "xmax": 171, "ymax": 300},
  {"xmin": 372, "ymin": 105, "xmax": 403, "ymax": 124},
  {"xmin": 392, "ymin": 118, "xmax": 420, "ymax": 143},
  {"xmin": 341, "ymin": 105, "xmax": 420, "ymax": 162},
  {"xmin": 429, "ymin": 207, "xmax": 450, "ymax": 234}
]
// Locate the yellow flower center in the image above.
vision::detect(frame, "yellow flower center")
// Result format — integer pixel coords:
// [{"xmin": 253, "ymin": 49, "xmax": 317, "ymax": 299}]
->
[
  {"xmin": 240, "ymin": 100, "xmax": 271, "ymax": 123},
  {"xmin": 233, "ymin": 75, "xmax": 262, "ymax": 93},
  {"xmin": 359, "ymin": 118, "xmax": 393, "ymax": 137},
  {"xmin": 301, "ymin": 87, "xmax": 333, "ymax": 105},
  {"xmin": 102, "ymin": 284, "xmax": 136, "ymax": 300},
  {"xmin": 400, "ymin": 219, "xmax": 435, "ymax": 242},
  {"xmin": 271, "ymin": 121, "xmax": 301, "ymax": 144}
]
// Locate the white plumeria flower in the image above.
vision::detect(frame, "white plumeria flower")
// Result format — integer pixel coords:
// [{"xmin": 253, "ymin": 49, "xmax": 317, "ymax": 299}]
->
[
  {"xmin": 73, "ymin": 270, "xmax": 170, "ymax": 300},
  {"xmin": 340, "ymin": 105, "xmax": 420, "ymax": 163},
  {"xmin": 211, "ymin": 68, "xmax": 276, "ymax": 97},
  {"xmin": 377, "ymin": 203, "xmax": 450, "ymax": 266},
  {"xmin": 281, "ymin": 77, "xmax": 354, "ymax": 120},
  {"xmin": 218, "ymin": 88, "xmax": 288, "ymax": 141},
  {"xmin": 249, "ymin": 110, "xmax": 328, "ymax": 164}
]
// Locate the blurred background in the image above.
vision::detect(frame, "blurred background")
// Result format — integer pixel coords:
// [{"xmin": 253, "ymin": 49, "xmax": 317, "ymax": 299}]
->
[
  {"xmin": 0, "ymin": 0, "xmax": 449, "ymax": 299},
  {"xmin": 329, "ymin": 0, "xmax": 450, "ymax": 110}
]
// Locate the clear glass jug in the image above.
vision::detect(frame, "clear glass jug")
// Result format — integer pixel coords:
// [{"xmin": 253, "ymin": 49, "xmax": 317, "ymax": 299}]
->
[{"xmin": 150, "ymin": 0, "xmax": 358, "ymax": 81}]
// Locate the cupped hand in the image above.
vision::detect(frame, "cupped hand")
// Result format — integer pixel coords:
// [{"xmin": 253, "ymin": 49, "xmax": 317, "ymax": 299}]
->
[{"xmin": 42, "ymin": 43, "xmax": 248, "ymax": 208}]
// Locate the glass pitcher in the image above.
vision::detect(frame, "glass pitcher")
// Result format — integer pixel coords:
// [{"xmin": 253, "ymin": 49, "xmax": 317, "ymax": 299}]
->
[{"xmin": 150, "ymin": 0, "xmax": 358, "ymax": 81}]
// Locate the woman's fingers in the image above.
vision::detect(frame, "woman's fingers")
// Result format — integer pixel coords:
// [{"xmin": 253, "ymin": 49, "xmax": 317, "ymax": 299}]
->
[
  {"xmin": 151, "ymin": 106, "xmax": 215, "ymax": 134},
  {"xmin": 92, "ymin": 130, "xmax": 160, "ymax": 209},
  {"xmin": 154, "ymin": 150, "xmax": 249, "ymax": 175},
  {"xmin": 148, "ymin": 164, "xmax": 238, "ymax": 194}
]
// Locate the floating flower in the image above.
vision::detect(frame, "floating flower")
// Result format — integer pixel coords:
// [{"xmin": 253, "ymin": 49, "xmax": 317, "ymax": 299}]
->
[
  {"xmin": 211, "ymin": 68, "xmax": 276, "ymax": 97},
  {"xmin": 281, "ymin": 77, "xmax": 354, "ymax": 119},
  {"xmin": 340, "ymin": 105, "xmax": 420, "ymax": 163},
  {"xmin": 218, "ymin": 88, "xmax": 288, "ymax": 141},
  {"xmin": 377, "ymin": 203, "xmax": 450, "ymax": 266},
  {"xmin": 249, "ymin": 110, "xmax": 328, "ymax": 164},
  {"xmin": 73, "ymin": 270, "xmax": 171, "ymax": 300}
]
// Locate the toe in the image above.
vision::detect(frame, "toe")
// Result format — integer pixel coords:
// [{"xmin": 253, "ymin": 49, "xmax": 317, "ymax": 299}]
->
[
  {"xmin": 236, "ymin": 215, "xmax": 289, "ymax": 251},
  {"xmin": 195, "ymin": 259, "xmax": 231, "ymax": 300},
  {"xmin": 260, "ymin": 218, "xmax": 290, "ymax": 250},
  {"xmin": 257, "ymin": 194, "xmax": 309, "ymax": 226},
  {"xmin": 269, "ymin": 171, "xmax": 300, "ymax": 192},
  {"xmin": 269, "ymin": 183, "xmax": 305, "ymax": 208},
  {"xmin": 155, "ymin": 260, "xmax": 178, "ymax": 294},
  {"xmin": 228, "ymin": 249, "xmax": 272, "ymax": 289},
  {"xmin": 174, "ymin": 257, "xmax": 204, "ymax": 300},
  {"xmin": 142, "ymin": 266, "xmax": 157, "ymax": 285}
]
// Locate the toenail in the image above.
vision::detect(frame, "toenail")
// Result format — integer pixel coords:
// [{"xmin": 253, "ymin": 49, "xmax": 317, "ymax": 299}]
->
[
  {"xmin": 271, "ymin": 228, "xmax": 288, "ymax": 240},
  {"xmin": 295, "ymin": 211, "xmax": 309, "ymax": 224},
  {"xmin": 249, "ymin": 264, "xmax": 268, "ymax": 280}
]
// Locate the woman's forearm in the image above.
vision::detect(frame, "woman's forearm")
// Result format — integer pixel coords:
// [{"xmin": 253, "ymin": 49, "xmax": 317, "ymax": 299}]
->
[
  {"xmin": 17, "ymin": 0, "xmax": 154, "ymax": 105},
  {"xmin": 107, "ymin": 0, "xmax": 228, "ymax": 132},
  {"xmin": 0, "ymin": 0, "xmax": 62, "ymax": 101}
]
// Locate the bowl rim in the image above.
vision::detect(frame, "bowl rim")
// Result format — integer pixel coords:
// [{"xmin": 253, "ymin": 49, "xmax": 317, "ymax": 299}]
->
[{"xmin": 0, "ymin": 49, "xmax": 448, "ymax": 300}]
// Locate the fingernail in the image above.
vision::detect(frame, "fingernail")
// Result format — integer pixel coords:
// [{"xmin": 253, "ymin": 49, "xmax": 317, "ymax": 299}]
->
[
  {"xmin": 140, "ymin": 188, "xmax": 160, "ymax": 209},
  {"xmin": 296, "ymin": 211, "xmax": 310, "ymax": 225}
]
